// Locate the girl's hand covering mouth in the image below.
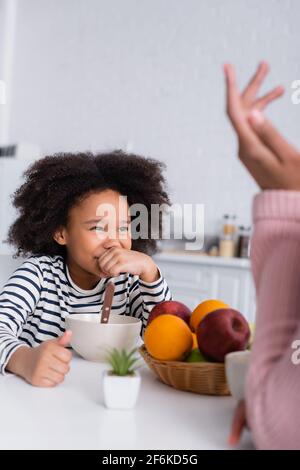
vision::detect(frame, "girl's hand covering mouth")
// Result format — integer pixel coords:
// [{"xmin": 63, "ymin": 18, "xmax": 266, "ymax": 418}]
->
[{"xmin": 96, "ymin": 247, "xmax": 160, "ymax": 283}]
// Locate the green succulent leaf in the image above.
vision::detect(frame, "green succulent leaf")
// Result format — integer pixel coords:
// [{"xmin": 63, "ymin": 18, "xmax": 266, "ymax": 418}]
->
[{"xmin": 105, "ymin": 347, "xmax": 141, "ymax": 376}]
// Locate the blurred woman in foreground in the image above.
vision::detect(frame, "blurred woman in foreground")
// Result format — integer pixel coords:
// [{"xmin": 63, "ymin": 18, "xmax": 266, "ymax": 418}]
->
[{"xmin": 225, "ymin": 61, "xmax": 300, "ymax": 450}]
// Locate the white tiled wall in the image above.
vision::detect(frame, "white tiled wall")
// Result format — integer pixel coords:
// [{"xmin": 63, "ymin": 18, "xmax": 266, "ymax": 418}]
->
[
  {"xmin": 0, "ymin": 157, "xmax": 37, "ymax": 254},
  {"xmin": 0, "ymin": 254, "xmax": 24, "ymax": 290}
]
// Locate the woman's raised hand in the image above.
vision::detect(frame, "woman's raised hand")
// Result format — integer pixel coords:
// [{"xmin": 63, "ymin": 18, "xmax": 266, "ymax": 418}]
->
[{"xmin": 224, "ymin": 62, "xmax": 300, "ymax": 190}]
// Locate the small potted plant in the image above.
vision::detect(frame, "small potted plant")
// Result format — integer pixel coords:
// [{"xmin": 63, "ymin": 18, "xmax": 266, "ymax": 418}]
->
[{"xmin": 102, "ymin": 347, "xmax": 142, "ymax": 409}]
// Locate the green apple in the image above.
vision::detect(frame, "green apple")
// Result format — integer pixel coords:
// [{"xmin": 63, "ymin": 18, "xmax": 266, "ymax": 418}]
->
[{"xmin": 185, "ymin": 348, "xmax": 206, "ymax": 363}]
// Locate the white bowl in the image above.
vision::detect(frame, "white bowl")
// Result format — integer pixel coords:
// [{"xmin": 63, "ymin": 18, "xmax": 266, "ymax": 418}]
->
[
  {"xmin": 65, "ymin": 313, "xmax": 142, "ymax": 362},
  {"xmin": 225, "ymin": 350, "xmax": 251, "ymax": 401}
]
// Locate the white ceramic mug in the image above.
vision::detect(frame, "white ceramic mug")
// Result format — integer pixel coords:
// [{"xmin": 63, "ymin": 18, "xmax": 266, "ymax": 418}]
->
[{"xmin": 225, "ymin": 350, "xmax": 251, "ymax": 401}]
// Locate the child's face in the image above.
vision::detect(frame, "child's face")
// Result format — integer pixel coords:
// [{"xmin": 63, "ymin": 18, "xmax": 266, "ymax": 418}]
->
[{"xmin": 54, "ymin": 189, "xmax": 132, "ymax": 277}]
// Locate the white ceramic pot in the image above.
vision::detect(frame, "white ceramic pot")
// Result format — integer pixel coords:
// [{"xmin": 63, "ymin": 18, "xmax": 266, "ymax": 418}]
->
[{"xmin": 102, "ymin": 370, "xmax": 141, "ymax": 410}]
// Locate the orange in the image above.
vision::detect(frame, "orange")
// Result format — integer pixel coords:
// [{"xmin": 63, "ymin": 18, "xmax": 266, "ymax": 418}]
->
[
  {"xmin": 144, "ymin": 314, "xmax": 193, "ymax": 361},
  {"xmin": 189, "ymin": 299, "xmax": 229, "ymax": 332},
  {"xmin": 192, "ymin": 332, "xmax": 198, "ymax": 349}
]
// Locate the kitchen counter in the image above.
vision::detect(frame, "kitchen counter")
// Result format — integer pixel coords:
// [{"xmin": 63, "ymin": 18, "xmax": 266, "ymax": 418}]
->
[
  {"xmin": 0, "ymin": 351, "xmax": 254, "ymax": 450},
  {"xmin": 153, "ymin": 251, "xmax": 255, "ymax": 322},
  {"xmin": 154, "ymin": 251, "xmax": 251, "ymax": 269}
]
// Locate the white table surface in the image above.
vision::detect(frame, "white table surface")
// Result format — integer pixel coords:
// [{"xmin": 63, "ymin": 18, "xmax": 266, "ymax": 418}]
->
[{"xmin": 0, "ymin": 352, "xmax": 254, "ymax": 450}]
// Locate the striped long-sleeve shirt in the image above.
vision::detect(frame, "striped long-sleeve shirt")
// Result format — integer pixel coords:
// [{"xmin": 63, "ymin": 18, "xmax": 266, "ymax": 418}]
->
[{"xmin": 0, "ymin": 254, "xmax": 172, "ymax": 375}]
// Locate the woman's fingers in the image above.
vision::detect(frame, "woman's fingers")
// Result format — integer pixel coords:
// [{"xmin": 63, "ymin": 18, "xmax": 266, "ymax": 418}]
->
[
  {"xmin": 224, "ymin": 62, "xmax": 241, "ymax": 121},
  {"xmin": 224, "ymin": 63, "xmax": 261, "ymax": 147},
  {"xmin": 241, "ymin": 61, "xmax": 269, "ymax": 105},
  {"xmin": 225, "ymin": 61, "xmax": 300, "ymax": 191},
  {"xmin": 224, "ymin": 63, "xmax": 283, "ymax": 184},
  {"xmin": 228, "ymin": 400, "xmax": 247, "ymax": 446},
  {"xmin": 248, "ymin": 110, "xmax": 299, "ymax": 161},
  {"xmin": 254, "ymin": 85, "xmax": 285, "ymax": 110}
]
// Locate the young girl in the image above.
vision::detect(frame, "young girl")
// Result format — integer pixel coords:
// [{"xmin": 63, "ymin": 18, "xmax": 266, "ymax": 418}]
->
[{"xmin": 0, "ymin": 150, "xmax": 172, "ymax": 387}]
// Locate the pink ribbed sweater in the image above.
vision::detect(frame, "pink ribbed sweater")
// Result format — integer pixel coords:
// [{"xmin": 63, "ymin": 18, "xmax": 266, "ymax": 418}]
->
[{"xmin": 246, "ymin": 190, "xmax": 300, "ymax": 450}]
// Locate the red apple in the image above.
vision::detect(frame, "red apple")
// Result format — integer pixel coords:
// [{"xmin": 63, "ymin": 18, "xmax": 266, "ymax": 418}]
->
[
  {"xmin": 196, "ymin": 308, "xmax": 250, "ymax": 362},
  {"xmin": 147, "ymin": 300, "xmax": 191, "ymax": 326}
]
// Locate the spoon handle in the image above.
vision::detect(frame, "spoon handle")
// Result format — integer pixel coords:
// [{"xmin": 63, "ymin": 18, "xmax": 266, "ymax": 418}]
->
[{"xmin": 101, "ymin": 282, "xmax": 115, "ymax": 323}]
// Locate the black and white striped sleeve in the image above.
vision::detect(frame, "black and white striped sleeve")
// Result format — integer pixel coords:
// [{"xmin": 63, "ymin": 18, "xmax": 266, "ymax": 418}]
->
[
  {"xmin": 128, "ymin": 267, "xmax": 172, "ymax": 339},
  {"xmin": 0, "ymin": 259, "xmax": 42, "ymax": 375}
]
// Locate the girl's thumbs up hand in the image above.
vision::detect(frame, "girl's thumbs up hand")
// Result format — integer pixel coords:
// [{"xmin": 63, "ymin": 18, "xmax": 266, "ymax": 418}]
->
[
  {"xmin": 55, "ymin": 330, "xmax": 72, "ymax": 348},
  {"xmin": 8, "ymin": 330, "xmax": 73, "ymax": 387}
]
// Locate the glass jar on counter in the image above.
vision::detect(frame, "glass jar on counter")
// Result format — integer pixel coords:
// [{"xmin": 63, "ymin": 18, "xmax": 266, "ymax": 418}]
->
[
  {"xmin": 218, "ymin": 214, "xmax": 237, "ymax": 258},
  {"xmin": 237, "ymin": 226, "xmax": 251, "ymax": 258}
]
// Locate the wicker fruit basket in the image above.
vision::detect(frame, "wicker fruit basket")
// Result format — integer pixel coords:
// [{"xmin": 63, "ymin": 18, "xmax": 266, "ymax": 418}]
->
[{"xmin": 139, "ymin": 345, "xmax": 230, "ymax": 396}]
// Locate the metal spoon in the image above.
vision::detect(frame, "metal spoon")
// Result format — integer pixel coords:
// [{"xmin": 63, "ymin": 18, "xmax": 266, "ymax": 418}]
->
[{"xmin": 101, "ymin": 282, "xmax": 115, "ymax": 324}]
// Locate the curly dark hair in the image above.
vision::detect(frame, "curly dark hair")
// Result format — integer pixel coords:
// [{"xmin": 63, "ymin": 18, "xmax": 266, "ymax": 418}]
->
[{"xmin": 5, "ymin": 150, "xmax": 170, "ymax": 258}]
